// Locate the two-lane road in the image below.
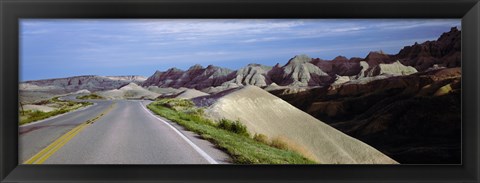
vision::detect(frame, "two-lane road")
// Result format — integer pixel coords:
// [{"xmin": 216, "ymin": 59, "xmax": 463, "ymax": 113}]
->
[{"xmin": 19, "ymin": 98, "xmax": 231, "ymax": 164}]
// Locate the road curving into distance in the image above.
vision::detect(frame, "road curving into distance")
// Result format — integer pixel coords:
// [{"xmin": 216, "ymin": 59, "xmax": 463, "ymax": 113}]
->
[{"xmin": 19, "ymin": 95, "xmax": 231, "ymax": 164}]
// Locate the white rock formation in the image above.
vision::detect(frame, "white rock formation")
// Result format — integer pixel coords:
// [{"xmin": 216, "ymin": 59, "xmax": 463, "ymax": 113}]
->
[
  {"xmin": 281, "ymin": 55, "xmax": 330, "ymax": 87},
  {"xmin": 73, "ymin": 89, "xmax": 91, "ymax": 95},
  {"xmin": 332, "ymin": 75, "xmax": 351, "ymax": 86},
  {"xmin": 175, "ymin": 89, "xmax": 209, "ymax": 99},
  {"xmin": 367, "ymin": 60, "xmax": 418, "ymax": 77},
  {"xmin": 98, "ymin": 83, "xmax": 160, "ymax": 100},
  {"xmin": 232, "ymin": 64, "xmax": 272, "ymax": 87},
  {"xmin": 356, "ymin": 61, "xmax": 370, "ymax": 78}
]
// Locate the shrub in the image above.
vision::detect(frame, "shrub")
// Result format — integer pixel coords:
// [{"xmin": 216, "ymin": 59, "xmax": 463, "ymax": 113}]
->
[
  {"xmin": 217, "ymin": 119, "xmax": 249, "ymax": 137},
  {"xmin": 183, "ymin": 108, "xmax": 205, "ymax": 116},
  {"xmin": 77, "ymin": 94, "xmax": 104, "ymax": 100},
  {"xmin": 51, "ymin": 97, "xmax": 61, "ymax": 102},
  {"xmin": 157, "ymin": 98, "xmax": 195, "ymax": 110},
  {"xmin": 33, "ymin": 99, "xmax": 50, "ymax": 105},
  {"xmin": 270, "ymin": 136, "xmax": 319, "ymax": 163},
  {"xmin": 29, "ymin": 110, "xmax": 46, "ymax": 118},
  {"xmin": 253, "ymin": 133, "xmax": 269, "ymax": 144},
  {"xmin": 270, "ymin": 137, "xmax": 290, "ymax": 150}
]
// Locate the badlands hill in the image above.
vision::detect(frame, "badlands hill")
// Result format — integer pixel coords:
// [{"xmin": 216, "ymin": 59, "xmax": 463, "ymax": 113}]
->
[
  {"xmin": 229, "ymin": 64, "xmax": 273, "ymax": 87},
  {"xmin": 311, "ymin": 27, "xmax": 460, "ymax": 74},
  {"xmin": 147, "ymin": 86, "xmax": 186, "ymax": 96},
  {"xmin": 204, "ymin": 85, "xmax": 397, "ymax": 164},
  {"xmin": 140, "ymin": 27, "xmax": 460, "ymax": 92},
  {"xmin": 397, "ymin": 27, "xmax": 461, "ymax": 71},
  {"xmin": 97, "ymin": 83, "xmax": 160, "ymax": 100},
  {"xmin": 142, "ymin": 54, "xmax": 337, "ymax": 91},
  {"xmin": 142, "ymin": 65, "xmax": 235, "ymax": 89},
  {"xmin": 105, "ymin": 75, "xmax": 147, "ymax": 83},
  {"xmin": 271, "ymin": 67, "xmax": 461, "ymax": 163},
  {"xmin": 356, "ymin": 60, "xmax": 418, "ymax": 78},
  {"xmin": 269, "ymin": 54, "xmax": 332, "ymax": 87},
  {"xmin": 21, "ymin": 28, "xmax": 460, "ymax": 97},
  {"xmin": 174, "ymin": 89, "xmax": 209, "ymax": 99},
  {"xmin": 21, "ymin": 75, "xmax": 146, "ymax": 93}
]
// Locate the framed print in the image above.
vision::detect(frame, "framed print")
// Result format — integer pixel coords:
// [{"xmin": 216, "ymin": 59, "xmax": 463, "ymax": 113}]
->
[{"xmin": 1, "ymin": 0, "xmax": 479, "ymax": 182}]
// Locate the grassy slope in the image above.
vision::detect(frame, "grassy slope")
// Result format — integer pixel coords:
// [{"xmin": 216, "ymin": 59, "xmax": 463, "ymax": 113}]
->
[
  {"xmin": 19, "ymin": 97, "xmax": 92, "ymax": 125},
  {"xmin": 147, "ymin": 99, "xmax": 315, "ymax": 164}
]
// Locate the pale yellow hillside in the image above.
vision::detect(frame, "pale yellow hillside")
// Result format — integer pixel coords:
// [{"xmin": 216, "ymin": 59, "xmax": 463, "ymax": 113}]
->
[{"xmin": 206, "ymin": 85, "xmax": 398, "ymax": 164}]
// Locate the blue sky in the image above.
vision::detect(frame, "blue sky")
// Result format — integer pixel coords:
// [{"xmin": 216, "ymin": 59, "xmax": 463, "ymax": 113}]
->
[{"xmin": 20, "ymin": 19, "xmax": 460, "ymax": 81}]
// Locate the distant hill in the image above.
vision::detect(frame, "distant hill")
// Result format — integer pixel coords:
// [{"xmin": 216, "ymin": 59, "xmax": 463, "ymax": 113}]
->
[
  {"xmin": 21, "ymin": 75, "xmax": 146, "ymax": 93},
  {"xmin": 21, "ymin": 27, "xmax": 460, "ymax": 95},
  {"xmin": 97, "ymin": 82, "xmax": 160, "ymax": 100},
  {"xmin": 141, "ymin": 27, "xmax": 460, "ymax": 92}
]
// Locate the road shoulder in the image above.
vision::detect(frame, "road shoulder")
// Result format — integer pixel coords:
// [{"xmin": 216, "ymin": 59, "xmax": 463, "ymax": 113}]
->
[{"xmin": 140, "ymin": 101, "xmax": 232, "ymax": 164}]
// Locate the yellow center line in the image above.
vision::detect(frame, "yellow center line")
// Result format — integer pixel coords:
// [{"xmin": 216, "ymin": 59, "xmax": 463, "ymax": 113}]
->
[{"xmin": 24, "ymin": 102, "xmax": 116, "ymax": 164}]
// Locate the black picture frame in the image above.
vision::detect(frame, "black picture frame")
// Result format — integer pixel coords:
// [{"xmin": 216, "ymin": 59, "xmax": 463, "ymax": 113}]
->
[{"xmin": 1, "ymin": 0, "xmax": 479, "ymax": 182}]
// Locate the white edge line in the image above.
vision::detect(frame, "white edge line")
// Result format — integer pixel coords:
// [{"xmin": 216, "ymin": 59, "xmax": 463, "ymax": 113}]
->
[
  {"xmin": 139, "ymin": 102, "xmax": 219, "ymax": 164},
  {"xmin": 19, "ymin": 103, "xmax": 98, "ymax": 127}
]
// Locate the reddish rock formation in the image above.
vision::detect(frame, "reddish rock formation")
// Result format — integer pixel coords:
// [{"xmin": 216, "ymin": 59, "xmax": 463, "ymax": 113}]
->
[
  {"xmin": 397, "ymin": 27, "xmax": 461, "ymax": 71},
  {"xmin": 142, "ymin": 65, "xmax": 235, "ymax": 90}
]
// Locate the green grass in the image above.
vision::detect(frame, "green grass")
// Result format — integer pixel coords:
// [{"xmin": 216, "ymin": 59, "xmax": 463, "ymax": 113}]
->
[
  {"xmin": 76, "ymin": 94, "xmax": 105, "ymax": 100},
  {"xmin": 217, "ymin": 119, "xmax": 249, "ymax": 137},
  {"xmin": 19, "ymin": 97, "xmax": 92, "ymax": 125},
  {"xmin": 147, "ymin": 98, "xmax": 315, "ymax": 164}
]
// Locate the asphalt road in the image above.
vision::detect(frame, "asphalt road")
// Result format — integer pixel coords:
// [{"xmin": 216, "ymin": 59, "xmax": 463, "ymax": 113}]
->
[{"xmin": 19, "ymin": 97, "xmax": 231, "ymax": 164}]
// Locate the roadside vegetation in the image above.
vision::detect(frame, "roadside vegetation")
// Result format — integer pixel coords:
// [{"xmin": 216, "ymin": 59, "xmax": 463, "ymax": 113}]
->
[
  {"xmin": 76, "ymin": 94, "xmax": 105, "ymax": 100},
  {"xmin": 19, "ymin": 97, "xmax": 92, "ymax": 125},
  {"xmin": 147, "ymin": 98, "xmax": 315, "ymax": 164}
]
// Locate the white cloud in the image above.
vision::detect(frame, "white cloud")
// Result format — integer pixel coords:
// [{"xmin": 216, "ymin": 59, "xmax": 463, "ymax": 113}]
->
[
  {"xmin": 135, "ymin": 19, "xmax": 303, "ymax": 35},
  {"xmin": 118, "ymin": 19, "xmax": 356, "ymax": 45},
  {"xmin": 241, "ymin": 37, "xmax": 280, "ymax": 43},
  {"xmin": 371, "ymin": 19, "xmax": 461, "ymax": 30},
  {"xmin": 127, "ymin": 19, "xmax": 306, "ymax": 44},
  {"xmin": 22, "ymin": 29, "xmax": 51, "ymax": 35}
]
